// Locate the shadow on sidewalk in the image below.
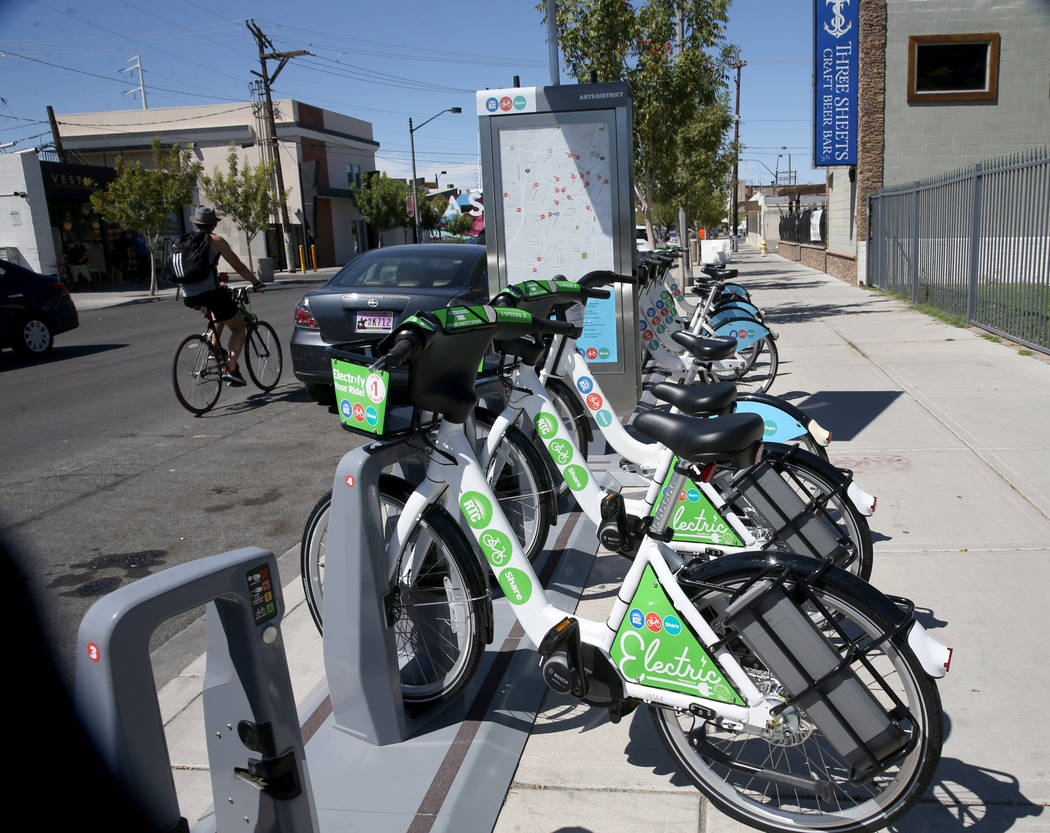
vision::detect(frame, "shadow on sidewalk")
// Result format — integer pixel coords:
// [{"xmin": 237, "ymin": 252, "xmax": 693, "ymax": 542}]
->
[{"xmin": 794, "ymin": 390, "xmax": 903, "ymax": 441}]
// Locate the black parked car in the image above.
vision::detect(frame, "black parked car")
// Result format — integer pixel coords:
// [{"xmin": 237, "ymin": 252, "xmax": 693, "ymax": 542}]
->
[
  {"xmin": 0, "ymin": 259, "xmax": 79, "ymax": 357},
  {"xmin": 291, "ymin": 244, "xmax": 490, "ymax": 403}
]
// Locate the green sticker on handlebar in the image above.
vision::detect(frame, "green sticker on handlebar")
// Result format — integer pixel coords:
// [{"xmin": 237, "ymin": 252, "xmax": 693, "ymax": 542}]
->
[{"xmin": 332, "ymin": 359, "xmax": 389, "ymax": 435}]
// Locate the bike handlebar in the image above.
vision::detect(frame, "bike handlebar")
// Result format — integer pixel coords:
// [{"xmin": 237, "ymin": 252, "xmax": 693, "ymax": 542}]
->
[{"xmin": 577, "ymin": 270, "xmax": 636, "ymax": 290}]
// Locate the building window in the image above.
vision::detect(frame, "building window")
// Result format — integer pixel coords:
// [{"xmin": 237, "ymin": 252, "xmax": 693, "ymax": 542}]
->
[
  {"xmin": 346, "ymin": 163, "xmax": 362, "ymax": 189},
  {"xmin": 907, "ymin": 33, "xmax": 1000, "ymax": 103}
]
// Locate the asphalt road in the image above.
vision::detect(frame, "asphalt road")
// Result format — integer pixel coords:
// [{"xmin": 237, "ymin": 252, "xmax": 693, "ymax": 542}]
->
[{"xmin": 0, "ymin": 284, "xmax": 366, "ymax": 681}]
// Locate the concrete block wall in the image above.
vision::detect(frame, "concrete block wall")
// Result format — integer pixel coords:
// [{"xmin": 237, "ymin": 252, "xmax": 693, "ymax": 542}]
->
[{"xmin": 883, "ymin": 0, "xmax": 1050, "ymax": 186}]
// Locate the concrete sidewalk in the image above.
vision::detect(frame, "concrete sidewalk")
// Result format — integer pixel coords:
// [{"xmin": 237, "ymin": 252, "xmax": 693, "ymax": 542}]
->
[
  {"xmin": 154, "ymin": 247, "xmax": 1050, "ymax": 832},
  {"xmin": 69, "ymin": 267, "xmax": 338, "ymax": 311}
]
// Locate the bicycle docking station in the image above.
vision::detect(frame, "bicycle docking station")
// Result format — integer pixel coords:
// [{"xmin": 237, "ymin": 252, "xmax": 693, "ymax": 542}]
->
[{"xmin": 75, "ymin": 547, "xmax": 317, "ymax": 833}]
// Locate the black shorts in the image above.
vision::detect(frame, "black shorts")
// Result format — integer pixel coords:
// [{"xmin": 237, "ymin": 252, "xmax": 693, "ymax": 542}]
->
[{"xmin": 184, "ymin": 287, "xmax": 238, "ymax": 322}]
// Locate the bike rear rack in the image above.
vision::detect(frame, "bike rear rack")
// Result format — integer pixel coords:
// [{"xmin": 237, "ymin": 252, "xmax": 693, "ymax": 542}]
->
[
  {"xmin": 718, "ymin": 446, "xmax": 857, "ymax": 571},
  {"xmin": 679, "ymin": 559, "xmax": 919, "ymax": 784}
]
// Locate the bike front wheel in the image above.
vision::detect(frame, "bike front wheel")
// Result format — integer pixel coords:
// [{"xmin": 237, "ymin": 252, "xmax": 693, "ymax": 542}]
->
[
  {"xmin": 173, "ymin": 334, "xmax": 222, "ymax": 414},
  {"xmin": 244, "ymin": 320, "xmax": 283, "ymax": 391},
  {"xmin": 651, "ymin": 559, "xmax": 942, "ymax": 833},
  {"xmin": 300, "ymin": 475, "xmax": 488, "ymax": 705},
  {"xmin": 473, "ymin": 408, "xmax": 556, "ymax": 564}
]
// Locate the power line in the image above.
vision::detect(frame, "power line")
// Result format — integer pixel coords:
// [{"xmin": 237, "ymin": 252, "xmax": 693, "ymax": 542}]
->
[{"xmin": 1, "ymin": 50, "xmax": 244, "ymax": 102}]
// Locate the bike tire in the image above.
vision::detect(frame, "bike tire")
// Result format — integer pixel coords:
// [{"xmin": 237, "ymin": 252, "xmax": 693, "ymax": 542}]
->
[
  {"xmin": 244, "ymin": 320, "xmax": 283, "ymax": 391},
  {"xmin": 715, "ymin": 444, "xmax": 873, "ymax": 581},
  {"xmin": 544, "ymin": 377, "xmax": 591, "ymax": 499},
  {"xmin": 300, "ymin": 474, "xmax": 487, "ymax": 705},
  {"xmin": 172, "ymin": 334, "xmax": 222, "ymax": 414},
  {"xmin": 473, "ymin": 408, "xmax": 557, "ymax": 564},
  {"xmin": 651, "ymin": 557, "xmax": 942, "ymax": 833},
  {"xmin": 712, "ymin": 336, "xmax": 779, "ymax": 395}
]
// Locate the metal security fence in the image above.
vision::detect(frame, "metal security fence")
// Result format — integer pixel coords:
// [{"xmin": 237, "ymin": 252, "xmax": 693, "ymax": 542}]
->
[{"xmin": 868, "ymin": 147, "xmax": 1050, "ymax": 353}]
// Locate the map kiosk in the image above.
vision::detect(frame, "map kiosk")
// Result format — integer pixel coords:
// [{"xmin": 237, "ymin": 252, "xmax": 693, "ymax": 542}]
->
[{"xmin": 478, "ymin": 82, "xmax": 642, "ymax": 412}]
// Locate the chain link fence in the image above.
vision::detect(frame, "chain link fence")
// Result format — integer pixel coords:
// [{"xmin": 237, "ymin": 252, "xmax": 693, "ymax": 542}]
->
[{"xmin": 868, "ymin": 147, "xmax": 1050, "ymax": 353}]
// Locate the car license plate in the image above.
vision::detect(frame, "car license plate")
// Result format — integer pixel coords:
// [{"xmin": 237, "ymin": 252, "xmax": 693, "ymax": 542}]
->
[{"xmin": 356, "ymin": 311, "xmax": 393, "ymax": 332}]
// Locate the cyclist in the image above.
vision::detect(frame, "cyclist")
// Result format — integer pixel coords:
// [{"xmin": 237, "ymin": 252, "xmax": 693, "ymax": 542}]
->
[{"xmin": 181, "ymin": 206, "xmax": 264, "ymax": 386}]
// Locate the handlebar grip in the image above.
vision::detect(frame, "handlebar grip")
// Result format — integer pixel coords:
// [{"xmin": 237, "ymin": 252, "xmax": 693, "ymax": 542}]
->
[
  {"xmin": 581, "ymin": 287, "xmax": 610, "ymax": 300},
  {"xmin": 373, "ymin": 331, "xmax": 422, "ymax": 371},
  {"xmin": 532, "ymin": 317, "xmax": 583, "ymax": 339},
  {"xmin": 578, "ymin": 269, "xmax": 636, "ymax": 289}
]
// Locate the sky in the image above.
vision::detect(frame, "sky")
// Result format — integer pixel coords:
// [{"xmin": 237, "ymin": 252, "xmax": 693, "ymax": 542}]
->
[{"xmin": 0, "ymin": 0, "xmax": 822, "ymax": 191}]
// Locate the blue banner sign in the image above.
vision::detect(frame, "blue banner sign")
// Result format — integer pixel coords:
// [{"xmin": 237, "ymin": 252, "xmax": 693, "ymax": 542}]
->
[{"xmin": 814, "ymin": 0, "xmax": 859, "ymax": 166}]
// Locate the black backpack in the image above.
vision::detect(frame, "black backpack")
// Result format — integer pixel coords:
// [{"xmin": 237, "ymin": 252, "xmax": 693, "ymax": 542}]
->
[{"xmin": 169, "ymin": 231, "xmax": 213, "ymax": 284}]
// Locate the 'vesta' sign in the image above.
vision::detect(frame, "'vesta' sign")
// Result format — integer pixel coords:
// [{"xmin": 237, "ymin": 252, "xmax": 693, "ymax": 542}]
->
[{"xmin": 814, "ymin": 0, "xmax": 858, "ymax": 166}]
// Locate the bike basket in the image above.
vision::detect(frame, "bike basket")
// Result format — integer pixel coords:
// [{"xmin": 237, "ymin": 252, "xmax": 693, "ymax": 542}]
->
[{"xmin": 327, "ymin": 341, "xmax": 413, "ymax": 438}]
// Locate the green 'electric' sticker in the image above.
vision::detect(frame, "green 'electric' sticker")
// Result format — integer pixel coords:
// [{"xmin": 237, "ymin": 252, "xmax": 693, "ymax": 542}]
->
[
  {"xmin": 651, "ymin": 461, "xmax": 742, "ymax": 546},
  {"xmin": 611, "ymin": 565, "xmax": 743, "ymax": 704}
]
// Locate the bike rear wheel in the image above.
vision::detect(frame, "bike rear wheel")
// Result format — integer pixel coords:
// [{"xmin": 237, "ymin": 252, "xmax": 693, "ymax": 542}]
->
[
  {"xmin": 173, "ymin": 334, "xmax": 222, "ymax": 414},
  {"xmin": 244, "ymin": 320, "xmax": 283, "ymax": 391},
  {"xmin": 300, "ymin": 474, "xmax": 487, "ymax": 704},
  {"xmin": 651, "ymin": 560, "xmax": 942, "ymax": 833},
  {"xmin": 715, "ymin": 445, "xmax": 873, "ymax": 581},
  {"xmin": 712, "ymin": 336, "xmax": 779, "ymax": 395}
]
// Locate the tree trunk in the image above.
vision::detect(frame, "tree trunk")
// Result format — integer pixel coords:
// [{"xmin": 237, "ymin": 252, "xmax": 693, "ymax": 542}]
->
[
  {"xmin": 147, "ymin": 236, "xmax": 158, "ymax": 296},
  {"xmin": 245, "ymin": 231, "xmax": 254, "ymax": 271}
]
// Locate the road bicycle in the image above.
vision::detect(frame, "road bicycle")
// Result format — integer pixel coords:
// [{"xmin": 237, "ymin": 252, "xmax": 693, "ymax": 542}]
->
[
  {"xmin": 171, "ymin": 285, "xmax": 283, "ymax": 414},
  {"xmin": 320, "ymin": 301, "xmax": 951, "ymax": 833}
]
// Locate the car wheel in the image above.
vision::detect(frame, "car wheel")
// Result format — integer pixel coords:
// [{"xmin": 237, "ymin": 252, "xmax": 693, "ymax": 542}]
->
[
  {"xmin": 16, "ymin": 316, "xmax": 53, "ymax": 356},
  {"xmin": 305, "ymin": 382, "xmax": 335, "ymax": 405}
]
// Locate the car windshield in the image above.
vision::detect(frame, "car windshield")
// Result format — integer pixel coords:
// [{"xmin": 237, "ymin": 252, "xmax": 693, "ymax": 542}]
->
[{"xmin": 328, "ymin": 248, "xmax": 479, "ymax": 290}]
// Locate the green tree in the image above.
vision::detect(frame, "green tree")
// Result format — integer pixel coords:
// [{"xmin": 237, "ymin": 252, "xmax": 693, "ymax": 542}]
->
[
  {"xmin": 542, "ymin": 0, "xmax": 736, "ymax": 247},
  {"xmin": 89, "ymin": 137, "xmax": 201, "ymax": 295},
  {"xmin": 418, "ymin": 192, "xmax": 443, "ymax": 237},
  {"xmin": 350, "ymin": 172, "xmax": 410, "ymax": 247},
  {"xmin": 198, "ymin": 143, "xmax": 287, "ymax": 270},
  {"xmin": 443, "ymin": 213, "xmax": 474, "ymax": 236}
]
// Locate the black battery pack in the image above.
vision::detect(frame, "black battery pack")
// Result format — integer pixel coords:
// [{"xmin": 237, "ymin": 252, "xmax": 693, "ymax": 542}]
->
[{"xmin": 722, "ymin": 579, "xmax": 908, "ymax": 770}]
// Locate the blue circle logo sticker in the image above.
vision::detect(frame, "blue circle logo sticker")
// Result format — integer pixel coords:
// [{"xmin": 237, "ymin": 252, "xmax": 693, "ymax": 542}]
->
[
  {"xmin": 663, "ymin": 615, "xmax": 683, "ymax": 636},
  {"xmin": 340, "ymin": 400, "xmax": 352, "ymax": 418},
  {"xmin": 628, "ymin": 608, "xmax": 644, "ymax": 629},
  {"xmin": 365, "ymin": 406, "xmax": 379, "ymax": 427},
  {"xmin": 513, "ymin": 95, "xmax": 527, "ymax": 110},
  {"xmin": 764, "ymin": 420, "xmax": 777, "ymax": 435},
  {"xmin": 576, "ymin": 377, "xmax": 593, "ymax": 394},
  {"xmin": 486, "ymin": 97, "xmax": 499, "ymax": 112},
  {"xmin": 595, "ymin": 410, "xmax": 613, "ymax": 427},
  {"xmin": 647, "ymin": 307, "xmax": 656, "ymax": 317},
  {"xmin": 686, "ymin": 488, "xmax": 700, "ymax": 502}
]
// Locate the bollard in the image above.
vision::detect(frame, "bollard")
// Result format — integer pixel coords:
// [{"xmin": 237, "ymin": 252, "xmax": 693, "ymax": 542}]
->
[
  {"xmin": 760, "ymin": 239, "xmax": 767, "ymax": 257},
  {"xmin": 310, "ymin": 244, "xmax": 318, "ymax": 272},
  {"xmin": 298, "ymin": 244, "xmax": 307, "ymax": 273}
]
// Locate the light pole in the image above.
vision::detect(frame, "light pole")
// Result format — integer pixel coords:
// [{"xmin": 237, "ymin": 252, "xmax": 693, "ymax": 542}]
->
[
  {"xmin": 435, "ymin": 170, "xmax": 447, "ymax": 190},
  {"xmin": 409, "ymin": 108, "xmax": 461, "ymax": 243}
]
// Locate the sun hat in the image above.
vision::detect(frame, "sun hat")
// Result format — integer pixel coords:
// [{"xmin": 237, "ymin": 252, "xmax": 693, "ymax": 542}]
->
[{"xmin": 191, "ymin": 206, "xmax": 221, "ymax": 226}]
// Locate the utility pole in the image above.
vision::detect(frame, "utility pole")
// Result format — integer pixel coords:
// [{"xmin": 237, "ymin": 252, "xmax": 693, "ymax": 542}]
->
[
  {"xmin": 46, "ymin": 105, "xmax": 66, "ymax": 162},
  {"xmin": 120, "ymin": 54, "xmax": 148, "ymax": 110},
  {"xmin": 731, "ymin": 60, "xmax": 746, "ymax": 242},
  {"xmin": 247, "ymin": 19, "xmax": 309, "ymax": 273},
  {"xmin": 675, "ymin": 7, "xmax": 691, "ymax": 280}
]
